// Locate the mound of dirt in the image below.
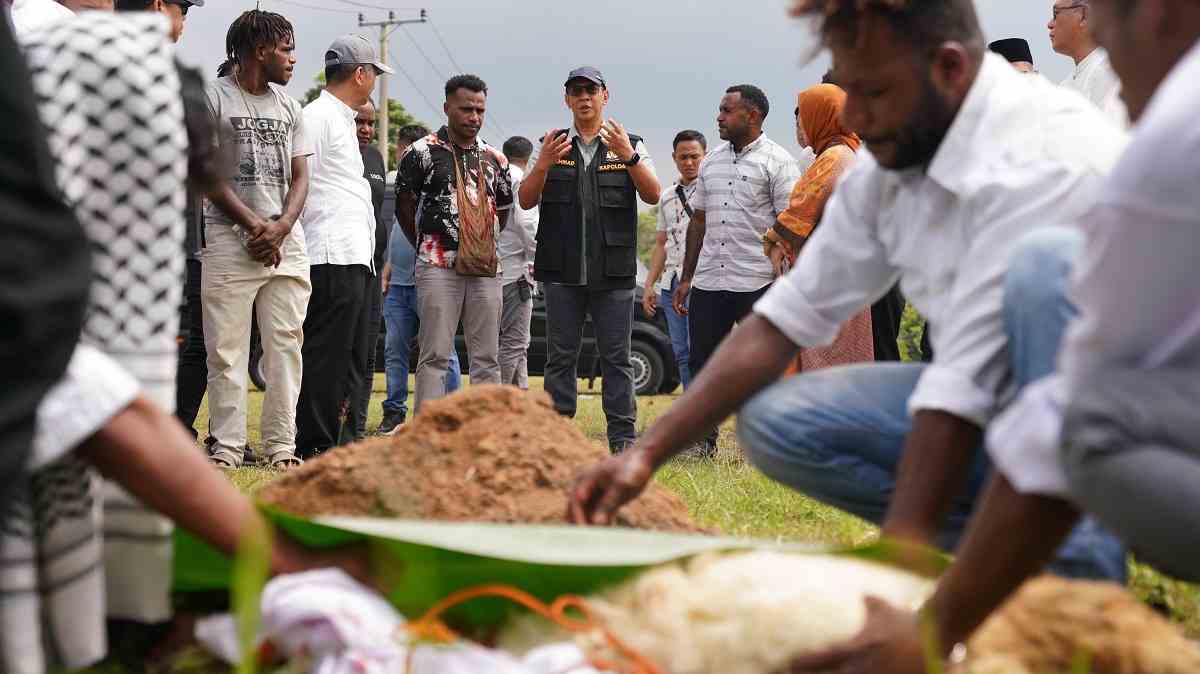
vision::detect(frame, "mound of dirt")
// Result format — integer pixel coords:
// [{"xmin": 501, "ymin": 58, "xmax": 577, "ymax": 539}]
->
[{"xmin": 258, "ymin": 385, "xmax": 703, "ymax": 533}]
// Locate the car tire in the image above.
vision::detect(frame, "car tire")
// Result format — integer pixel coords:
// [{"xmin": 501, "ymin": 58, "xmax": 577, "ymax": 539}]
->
[
  {"xmin": 630, "ymin": 338, "xmax": 665, "ymax": 396},
  {"xmin": 249, "ymin": 346, "xmax": 267, "ymax": 392}
]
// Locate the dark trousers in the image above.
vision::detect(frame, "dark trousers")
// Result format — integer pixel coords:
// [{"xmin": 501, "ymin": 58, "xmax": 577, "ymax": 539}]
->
[
  {"xmin": 544, "ymin": 284, "xmax": 637, "ymax": 450},
  {"xmin": 340, "ymin": 273, "xmax": 383, "ymax": 443},
  {"xmin": 175, "ymin": 258, "xmax": 207, "ymax": 435},
  {"xmin": 687, "ymin": 286, "xmax": 770, "ymax": 445},
  {"xmin": 296, "ymin": 263, "xmax": 370, "ymax": 457},
  {"xmin": 870, "ymin": 284, "xmax": 905, "ymax": 362}
]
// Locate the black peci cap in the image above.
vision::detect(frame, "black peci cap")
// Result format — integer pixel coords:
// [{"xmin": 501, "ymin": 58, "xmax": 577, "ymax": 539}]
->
[{"xmin": 989, "ymin": 38, "xmax": 1034, "ymax": 64}]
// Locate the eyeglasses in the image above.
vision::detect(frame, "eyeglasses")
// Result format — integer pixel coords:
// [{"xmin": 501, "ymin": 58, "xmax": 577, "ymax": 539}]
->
[
  {"xmin": 566, "ymin": 83, "xmax": 601, "ymax": 97},
  {"xmin": 1051, "ymin": 3, "xmax": 1086, "ymax": 19}
]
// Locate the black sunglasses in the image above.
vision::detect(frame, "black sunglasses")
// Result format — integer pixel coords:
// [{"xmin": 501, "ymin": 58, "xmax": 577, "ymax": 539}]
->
[{"xmin": 566, "ymin": 83, "xmax": 602, "ymax": 97}]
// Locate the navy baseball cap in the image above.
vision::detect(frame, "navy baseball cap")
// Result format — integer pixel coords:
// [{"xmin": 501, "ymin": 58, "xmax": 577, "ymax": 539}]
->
[
  {"xmin": 165, "ymin": 0, "xmax": 204, "ymax": 7},
  {"xmin": 565, "ymin": 66, "xmax": 605, "ymax": 88}
]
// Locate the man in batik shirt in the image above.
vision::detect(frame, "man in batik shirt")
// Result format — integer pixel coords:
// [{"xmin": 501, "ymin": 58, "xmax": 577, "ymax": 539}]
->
[{"xmin": 395, "ymin": 74, "xmax": 512, "ymax": 411}]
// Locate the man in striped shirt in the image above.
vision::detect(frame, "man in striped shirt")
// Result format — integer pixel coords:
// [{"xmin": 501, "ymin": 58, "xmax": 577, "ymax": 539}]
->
[{"xmin": 672, "ymin": 84, "xmax": 800, "ymax": 453}]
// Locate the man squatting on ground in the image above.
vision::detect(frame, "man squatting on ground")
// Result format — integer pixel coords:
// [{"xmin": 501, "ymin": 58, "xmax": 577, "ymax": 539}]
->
[
  {"xmin": 570, "ymin": 0, "xmax": 1130, "ymax": 586},
  {"xmin": 785, "ymin": 1, "xmax": 1200, "ymax": 672}
]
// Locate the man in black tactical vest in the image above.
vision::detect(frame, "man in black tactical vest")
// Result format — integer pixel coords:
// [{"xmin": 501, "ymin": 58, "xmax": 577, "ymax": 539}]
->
[{"xmin": 518, "ymin": 66, "xmax": 661, "ymax": 453}]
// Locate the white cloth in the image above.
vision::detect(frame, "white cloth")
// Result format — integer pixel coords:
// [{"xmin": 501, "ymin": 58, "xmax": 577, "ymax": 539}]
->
[
  {"xmin": 302, "ymin": 89, "xmax": 376, "ymax": 270},
  {"xmin": 989, "ymin": 38, "xmax": 1200, "ymax": 497},
  {"xmin": 30, "ymin": 346, "xmax": 140, "ymax": 470},
  {"xmin": 7, "ymin": 0, "xmax": 73, "ymax": 40},
  {"xmin": 754, "ymin": 54, "xmax": 1128, "ymax": 427},
  {"xmin": 195, "ymin": 569, "xmax": 607, "ymax": 674},
  {"xmin": 796, "ymin": 145, "xmax": 817, "ymax": 174},
  {"xmin": 498, "ymin": 164, "xmax": 538, "ymax": 284},
  {"xmin": 654, "ymin": 179, "xmax": 697, "ymax": 293},
  {"xmin": 1060, "ymin": 47, "xmax": 1127, "ymax": 126},
  {"xmin": 690, "ymin": 134, "xmax": 799, "ymax": 292}
]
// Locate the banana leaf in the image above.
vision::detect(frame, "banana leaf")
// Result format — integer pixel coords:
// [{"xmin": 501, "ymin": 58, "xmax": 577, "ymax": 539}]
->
[
  {"xmin": 174, "ymin": 509, "xmax": 822, "ymax": 630},
  {"xmin": 174, "ymin": 509, "xmax": 948, "ymax": 632}
]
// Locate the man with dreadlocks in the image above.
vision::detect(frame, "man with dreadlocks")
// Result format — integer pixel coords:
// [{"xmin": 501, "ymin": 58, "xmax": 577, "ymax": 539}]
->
[
  {"xmin": 571, "ymin": 0, "xmax": 1128, "ymax": 583},
  {"xmin": 202, "ymin": 9, "xmax": 311, "ymax": 470}
]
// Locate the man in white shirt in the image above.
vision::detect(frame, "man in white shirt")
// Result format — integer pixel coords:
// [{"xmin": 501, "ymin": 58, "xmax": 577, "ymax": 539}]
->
[
  {"xmin": 570, "ymin": 0, "xmax": 1126, "ymax": 581},
  {"xmin": 644, "ymin": 130, "xmax": 707, "ymax": 392},
  {"xmin": 497, "ymin": 136, "xmax": 538, "ymax": 389},
  {"xmin": 787, "ymin": 2, "xmax": 1200, "ymax": 673},
  {"xmin": 672, "ymin": 84, "xmax": 801, "ymax": 454},
  {"xmin": 1048, "ymin": 0, "xmax": 1127, "ymax": 122},
  {"xmin": 296, "ymin": 34, "xmax": 389, "ymax": 458}
]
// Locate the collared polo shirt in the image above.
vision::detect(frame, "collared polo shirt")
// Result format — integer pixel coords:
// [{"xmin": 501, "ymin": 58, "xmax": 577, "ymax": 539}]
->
[{"xmin": 690, "ymin": 134, "xmax": 799, "ymax": 293}]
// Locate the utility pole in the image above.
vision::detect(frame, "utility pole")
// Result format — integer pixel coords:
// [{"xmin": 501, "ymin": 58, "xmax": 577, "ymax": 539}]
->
[{"xmin": 359, "ymin": 9, "xmax": 427, "ymax": 166}]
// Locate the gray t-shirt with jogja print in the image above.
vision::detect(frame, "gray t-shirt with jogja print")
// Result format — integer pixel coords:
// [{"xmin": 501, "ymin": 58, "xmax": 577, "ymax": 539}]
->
[{"xmin": 203, "ymin": 76, "xmax": 312, "ymax": 228}]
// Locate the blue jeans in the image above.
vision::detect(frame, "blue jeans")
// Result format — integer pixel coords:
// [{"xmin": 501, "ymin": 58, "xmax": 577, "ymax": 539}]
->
[
  {"xmin": 737, "ymin": 228, "xmax": 1126, "ymax": 581},
  {"xmin": 660, "ymin": 275, "xmax": 691, "ymax": 390},
  {"xmin": 382, "ymin": 284, "xmax": 460, "ymax": 417}
]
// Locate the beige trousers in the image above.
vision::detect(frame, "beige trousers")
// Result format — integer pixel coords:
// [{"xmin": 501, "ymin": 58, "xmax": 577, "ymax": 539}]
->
[{"xmin": 201, "ymin": 225, "xmax": 311, "ymax": 457}]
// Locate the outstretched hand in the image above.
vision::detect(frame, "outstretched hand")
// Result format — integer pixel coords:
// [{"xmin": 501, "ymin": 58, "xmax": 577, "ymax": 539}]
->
[
  {"xmin": 782, "ymin": 596, "xmax": 929, "ymax": 674},
  {"xmin": 567, "ymin": 448, "xmax": 656, "ymax": 526}
]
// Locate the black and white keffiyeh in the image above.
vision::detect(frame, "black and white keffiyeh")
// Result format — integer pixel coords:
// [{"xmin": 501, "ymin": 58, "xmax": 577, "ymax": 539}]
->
[{"xmin": 1, "ymin": 12, "xmax": 188, "ymax": 673}]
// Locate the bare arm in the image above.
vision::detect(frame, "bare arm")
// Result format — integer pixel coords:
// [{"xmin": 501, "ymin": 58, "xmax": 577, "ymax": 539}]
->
[
  {"xmin": 78, "ymin": 397, "xmax": 370, "ymax": 580},
  {"xmin": 628, "ymin": 159, "xmax": 660, "ymax": 205},
  {"xmin": 645, "ymin": 232, "xmax": 668, "ymax": 291},
  {"xmin": 569, "ymin": 314, "xmax": 798, "ymax": 525},
  {"xmin": 881, "ymin": 410, "xmax": 983, "ymax": 544},
  {"xmin": 680, "ymin": 209, "xmax": 707, "ymax": 284},
  {"xmin": 396, "ymin": 190, "xmax": 418, "ymax": 248},
  {"xmin": 927, "ymin": 475, "xmax": 1081, "ymax": 649},
  {"xmin": 205, "ymin": 181, "xmax": 266, "ymax": 232},
  {"xmin": 277, "ymin": 155, "xmax": 309, "ymax": 227}
]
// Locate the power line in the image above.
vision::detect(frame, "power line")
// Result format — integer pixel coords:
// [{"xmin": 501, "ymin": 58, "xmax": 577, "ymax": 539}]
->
[
  {"xmin": 427, "ymin": 18, "xmax": 466, "ymax": 75},
  {"xmin": 398, "ymin": 24, "xmax": 447, "ymax": 80},
  {"xmin": 333, "ymin": 0, "xmax": 419, "ymax": 9},
  {"xmin": 269, "ymin": 0, "xmax": 359, "ymax": 14},
  {"xmin": 390, "ymin": 57, "xmax": 444, "ymax": 120}
]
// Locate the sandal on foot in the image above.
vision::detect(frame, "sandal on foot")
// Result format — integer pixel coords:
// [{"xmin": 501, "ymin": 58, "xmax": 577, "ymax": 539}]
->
[
  {"xmin": 209, "ymin": 447, "xmax": 242, "ymax": 470},
  {"xmin": 268, "ymin": 450, "xmax": 302, "ymax": 471}
]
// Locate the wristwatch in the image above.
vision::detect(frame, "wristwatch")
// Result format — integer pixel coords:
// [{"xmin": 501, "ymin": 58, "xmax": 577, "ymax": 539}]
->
[{"xmin": 625, "ymin": 152, "xmax": 641, "ymax": 167}]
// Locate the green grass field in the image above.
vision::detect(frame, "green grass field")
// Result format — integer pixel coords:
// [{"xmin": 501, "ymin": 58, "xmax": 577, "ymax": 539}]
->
[{"xmin": 75, "ymin": 374, "xmax": 1199, "ymax": 672}]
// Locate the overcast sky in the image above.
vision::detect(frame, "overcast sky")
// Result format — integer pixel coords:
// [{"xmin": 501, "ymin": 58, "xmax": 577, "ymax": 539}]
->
[{"xmin": 177, "ymin": 0, "xmax": 1071, "ymax": 186}]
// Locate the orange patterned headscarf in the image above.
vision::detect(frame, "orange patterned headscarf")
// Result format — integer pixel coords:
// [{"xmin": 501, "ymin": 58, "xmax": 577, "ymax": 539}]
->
[{"xmin": 797, "ymin": 83, "xmax": 860, "ymax": 155}]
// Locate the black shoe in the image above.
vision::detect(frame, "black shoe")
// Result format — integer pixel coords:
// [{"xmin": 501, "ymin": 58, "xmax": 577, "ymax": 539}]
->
[{"xmin": 378, "ymin": 410, "xmax": 405, "ymax": 435}]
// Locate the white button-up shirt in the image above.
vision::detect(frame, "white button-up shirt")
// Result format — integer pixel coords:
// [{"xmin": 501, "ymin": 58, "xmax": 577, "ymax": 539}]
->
[
  {"xmin": 691, "ymin": 134, "xmax": 799, "ymax": 293},
  {"xmin": 301, "ymin": 89, "xmax": 375, "ymax": 269},
  {"xmin": 1060, "ymin": 47, "xmax": 1127, "ymax": 126},
  {"xmin": 654, "ymin": 179, "xmax": 698, "ymax": 293},
  {"xmin": 755, "ymin": 54, "xmax": 1128, "ymax": 427},
  {"xmin": 988, "ymin": 40, "xmax": 1200, "ymax": 497},
  {"xmin": 498, "ymin": 163, "xmax": 538, "ymax": 284}
]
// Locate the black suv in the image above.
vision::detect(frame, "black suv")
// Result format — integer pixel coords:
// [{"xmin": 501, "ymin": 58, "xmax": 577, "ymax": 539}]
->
[
  {"xmin": 239, "ymin": 264, "xmax": 682, "ymax": 396},
  {"xmin": 371, "ymin": 261, "xmax": 681, "ymax": 396}
]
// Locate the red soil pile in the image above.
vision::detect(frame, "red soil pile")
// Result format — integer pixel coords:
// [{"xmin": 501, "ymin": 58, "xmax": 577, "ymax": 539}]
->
[{"xmin": 258, "ymin": 385, "xmax": 702, "ymax": 533}]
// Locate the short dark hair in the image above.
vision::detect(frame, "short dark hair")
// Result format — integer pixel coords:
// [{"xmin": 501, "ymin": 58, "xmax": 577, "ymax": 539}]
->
[
  {"xmin": 114, "ymin": 0, "xmax": 155, "ymax": 9},
  {"xmin": 325, "ymin": 61, "xmax": 365, "ymax": 85},
  {"xmin": 397, "ymin": 124, "xmax": 431, "ymax": 145},
  {"xmin": 672, "ymin": 130, "xmax": 707, "ymax": 150},
  {"xmin": 821, "ymin": 69, "xmax": 838, "ymax": 85},
  {"xmin": 790, "ymin": 0, "xmax": 984, "ymax": 57},
  {"xmin": 444, "ymin": 74, "xmax": 487, "ymax": 99},
  {"xmin": 726, "ymin": 84, "xmax": 770, "ymax": 120},
  {"xmin": 225, "ymin": 10, "xmax": 294, "ymax": 66},
  {"xmin": 502, "ymin": 136, "xmax": 533, "ymax": 161}
]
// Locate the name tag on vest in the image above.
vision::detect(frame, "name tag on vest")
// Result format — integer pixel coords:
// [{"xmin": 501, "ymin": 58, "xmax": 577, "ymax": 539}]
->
[
  {"xmin": 556, "ymin": 159, "xmax": 577, "ymax": 167},
  {"xmin": 598, "ymin": 163, "xmax": 628, "ymax": 172}
]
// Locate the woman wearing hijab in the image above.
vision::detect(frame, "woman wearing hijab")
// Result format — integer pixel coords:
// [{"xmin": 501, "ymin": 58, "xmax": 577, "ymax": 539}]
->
[{"xmin": 763, "ymin": 83, "xmax": 873, "ymax": 372}]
